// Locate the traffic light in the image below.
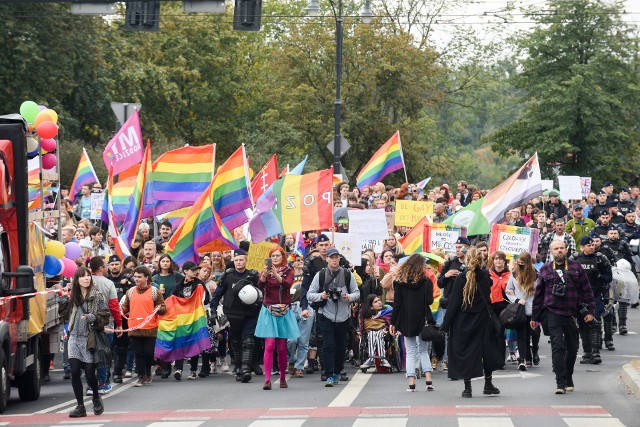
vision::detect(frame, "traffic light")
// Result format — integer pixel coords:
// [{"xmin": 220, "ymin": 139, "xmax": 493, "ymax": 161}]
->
[
  {"xmin": 125, "ymin": 1, "xmax": 161, "ymax": 32},
  {"xmin": 233, "ymin": 0, "xmax": 262, "ymax": 32}
]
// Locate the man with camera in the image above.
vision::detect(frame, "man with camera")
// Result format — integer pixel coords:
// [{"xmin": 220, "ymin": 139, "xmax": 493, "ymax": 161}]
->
[
  {"xmin": 570, "ymin": 236, "xmax": 613, "ymax": 365},
  {"xmin": 532, "ymin": 240, "xmax": 595, "ymax": 395},
  {"xmin": 307, "ymin": 248, "xmax": 359, "ymax": 387}
]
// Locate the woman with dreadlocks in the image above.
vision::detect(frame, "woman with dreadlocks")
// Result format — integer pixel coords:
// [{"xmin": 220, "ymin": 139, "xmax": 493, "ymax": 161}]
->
[{"xmin": 441, "ymin": 247, "xmax": 504, "ymax": 398}]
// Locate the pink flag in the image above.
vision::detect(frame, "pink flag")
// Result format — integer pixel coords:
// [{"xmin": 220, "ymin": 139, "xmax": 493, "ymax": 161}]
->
[{"xmin": 102, "ymin": 110, "xmax": 144, "ymax": 175}]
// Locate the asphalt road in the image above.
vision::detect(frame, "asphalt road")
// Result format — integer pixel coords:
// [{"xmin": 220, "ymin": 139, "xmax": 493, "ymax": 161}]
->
[{"xmin": 2, "ymin": 307, "xmax": 639, "ymax": 427}]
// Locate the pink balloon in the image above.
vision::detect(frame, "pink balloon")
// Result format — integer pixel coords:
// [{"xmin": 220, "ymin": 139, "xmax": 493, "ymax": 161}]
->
[
  {"xmin": 40, "ymin": 138, "xmax": 57, "ymax": 153},
  {"xmin": 36, "ymin": 121, "xmax": 58, "ymax": 139},
  {"xmin": 61, "ymin": 257, "xmax": 77, "ymax": 278},
  {"xmin": 42, "ymin": 153, "xmax": 57, "ymax": 170}
]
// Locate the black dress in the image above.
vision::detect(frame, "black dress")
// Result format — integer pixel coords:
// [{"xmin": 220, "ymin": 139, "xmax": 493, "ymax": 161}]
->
[{"xmin": 441, "ymin": 268, "xmax": 504, "ymax": 379}]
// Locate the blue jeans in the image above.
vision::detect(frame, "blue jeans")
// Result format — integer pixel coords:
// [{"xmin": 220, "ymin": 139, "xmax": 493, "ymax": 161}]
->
[
  {"xmin": 97, "ymin": 333, "xmax": 114, "ymax": 385},
  {"xmin": 317, "ymin": 315, "xmax": 349, "ymax": 378},
  {"xmin": 287, "ymin": 304, "xmax": 315, "ymax": 370},
  {"xmin": 404, "ymin": 336, "xmax": 432, "ymax": 377}
]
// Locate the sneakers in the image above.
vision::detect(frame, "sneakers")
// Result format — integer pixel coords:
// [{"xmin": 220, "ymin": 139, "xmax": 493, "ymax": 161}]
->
[
  {"xmin": 69, "ymin": 405, "xmax": 87, "ymax": 418},
  {"xmin": 198, "ymin": 370, "xmax": 210, "ymax": 378},
  {"xmin": 331, "ymin": 373, "xmax": 341, "ymax": 385},
  {"xmin": 360, "ymin": 358, "xmax": 375, "ymax": 369},
  {"xmin": 187, "ymin": 371, "xmax": 197, "ymax": 380},
  {"xmin": 85, "ymin": 388, "xmax": 93, "ymax": 396},
  {"xmin": 63, "ymin": 371, "xmax": 71, "ymax": 380},
  {"xmin": 221, "ymin": 362, "xmax": 230, "ymax": 372},
  {"xmin": 407, "ymin": 384, "xmax": 416, "ymax": 392},
  {"xmin": 211, "ymin": 364, "xmax": 218, "ymax": 374},
  {"xmin": 436, "ymin": 360, "xmax": 444, "ymax": 372},
  {"xmin": 518, "ymin": 363, "xmax": 527, "ymax": 371},
  {"xmin": 443, "ymin": 361, "xmax": 448, "ymax": 371},
  {"xmin": 380, "ymin": 358, "xmax": 392, "ymax": 368},
  {"xmin": 506, "ymin": 354, "xmax": 517, "ymax": 364},
  {"xmin": 124, "ymin": 371, "xmax": 132, "ymax": 378},
  {"xmin": 339, "ymin": 372, "xmax": 348, "ymax": 382},
  {"xmin": 431, "ymin": 356, "xmax": 438, "ymax": 369},
  {"xmin": 426, "ymin": 381, "xmax": 435, "ymax": 391},
  {"xmin": 580, "ymin": 354, "xmax": 592, "ymax": 364},
  {"xmin": 99, "ymin": 384, "xmax": 112, "ymax": 395},
  {"xmin": 143, "ymin": 375, "xmax": 152, "ymax": 385},
  {"xmin": 555, "ymin": 387, "xmax": 566, "ymax": 394},
  {"xmin": 620, "ymin": 326, "xmax": 628, "ymax": 335},
  {"xmin": 92, "ymin": 396, "xmax": 104, "ymax": 416},
  {"xmin": 325, "ymin": 377, "xmax": 335, "ymax": 387},
  {"xmin": 174, "ymin": 370, "xmax": 182, "ymax": 381},
  {"xmin": 288, "ymin": 363, "xmax": 296, "ymax": 376},
  {"xmin": 133, "ymin": 377, "xmax": 145, "ymax": 387},
  {"xmin": 294, "ymin": 369, "xmax": 304, "ymax": 378},
  {"xmin": 113, "ymin": 375, "xmax": 123, "ymax": 383},
  {"xmin": 605, "ymin": 340, "xmax": 615, "ymax": 351},
  {"xmin": 532, "ymin": 353, "xmax": 540, "ymax": 365}
]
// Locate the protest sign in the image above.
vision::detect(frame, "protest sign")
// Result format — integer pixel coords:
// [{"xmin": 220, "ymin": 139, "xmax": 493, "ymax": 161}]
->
[
  {"xmin": 541, "ymin": 180, "xmax": 554, "ymax": 191},
  {"xmin": 385, "ymin": 212, "xmax": 395, "ymax": 231},
  {"xmin": 330, "ymin": 233, "xmax": 361, "ymax": 266},
  {"xmin": 90, "ymin": 192, "xmax": 105, "ymax": 220},
  {"xmin": 489, "ymin": 224, "xmax": 539, "ymax": 259},
  {"xmin": 558, "ymin": 175, "xmax": 582, "ymax": 200},
  {"xmin": 395, "ymin": 200, "xmax": 434, "ymax": 227},
  {"xmin": 348, "ymin": 209, "xmax": 389, "ymax": 240},
  {"xmin": 424, "ymin": 223, "xmax": 467, "ymax": 254},
  {"xmin": 247, "ymin": 241, "xmax": 274, "ymax": 272},
  {"xmin": 580, "ymin": 177, "xmax": 592, "ymax": 198}
]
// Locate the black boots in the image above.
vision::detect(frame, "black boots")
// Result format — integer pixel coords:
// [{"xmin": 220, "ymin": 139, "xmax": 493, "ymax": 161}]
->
[
  {"xmin": 483, "ymin": 375, "xmax": 500, "ymax": 395},
  {"xmin": 93, "ymin": 396, "xmax": 104, "ymax": 415},
  {"xmin": 603, "ymin": 313, "xmax": 615, "ymax": 350},
  {"xmin": 619, "ymin": 302, "xmax": 628, "ymax": 335},
  {"xmin": 240, "ymin": 336, "xmax": 255, "ymax": 383},
  {"xmin": 230, "ymin": 339, "xmax": 242, "ymax": 381},
  {"xmin": 462, "ymin": 379, "xmax": 472, "ymax": 398},
  {"xmin": 590, "ymin": 324, "xmax": 602, "ymax": 364},
  {"xmin": 69, "ymin": 405, "xmax": 87, "ymax": 418}
]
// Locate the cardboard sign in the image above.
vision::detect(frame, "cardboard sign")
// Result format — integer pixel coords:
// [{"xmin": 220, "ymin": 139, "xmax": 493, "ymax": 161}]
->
[
  {"xmin": 90, "ymin": 192, "xmax": 105, "ymax": 220},
  {"xmin": 558, "ymin": 175, "xmax": 582, "ymax": 200},
  {"xmin": 330, "ymin": 232, "xmax": 361, "ymax": 266},
  {"xmin": 395, "ymin": 200, "xmax": 434, "ymax": 227},
  {"xmin": 246, "ymin": 241, "xmax": 274, "ymax": 272},
  {"xmin": 385, "ymin": 212, "xmax": 395, "ymax": 232},
  {"xmin": 489, "ymin": 224, "xmax": 539, "ymax": 259},
  {"xmin": 541, "ymin": 180, "xmax": 554, "ymax": 191},
  {"xmin": 348, "ymin": 209, "xmax": 388, "ymax": 240},
  {"xmin": 424, "ymin": 223, "xmax": 467, "ymax": 254},
  {"xmin": 580, "ymin": 177, "xmax": 592, "ymax": 198}
]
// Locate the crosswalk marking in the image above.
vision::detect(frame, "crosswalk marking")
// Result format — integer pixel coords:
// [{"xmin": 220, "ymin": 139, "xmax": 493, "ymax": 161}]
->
[
  {"xmin": 563, "ymin": 419, "xmax": 625, "ymax": 427},
  {"xmin": 353, "ymin": 418, "xmax": 407, "ymax": 427},
  {"xmin": 247, "ymin": 420, "xmax": 306, "ymax": 427},
  {"xmin": 146, "ymin": 423, "xmax": 204, "ymax": 427},
  {"xmin": 458, "ymin": 418, "xmax": 514, "ymax": 427}
]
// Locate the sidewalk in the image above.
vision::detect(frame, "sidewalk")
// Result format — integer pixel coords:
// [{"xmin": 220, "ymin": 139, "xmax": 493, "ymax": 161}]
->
[{"xmin": 621, "ymin": 359, "xmax": 640, "ymax": 399}]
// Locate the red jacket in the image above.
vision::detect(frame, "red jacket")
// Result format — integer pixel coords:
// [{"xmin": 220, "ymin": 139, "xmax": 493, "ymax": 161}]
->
[{"xmin": 489, "ymin": 268, "xmax": 511, "ymax": 304}]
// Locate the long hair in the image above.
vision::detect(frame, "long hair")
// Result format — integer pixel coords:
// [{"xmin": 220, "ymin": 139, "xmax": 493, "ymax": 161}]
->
[
  {"xmin": 514, "ymin": 251, "xmax": 536, "ymax": 296},
  {"xmin": 396, "ymin": 254, "xmax": 426, "ymax": 284},
  {"xmin": 462, "ymin": 247, "xmax": 483, "ymax": 309},
  {"xmin": 70, "ymin": 267, "xmax": 94, "ymax": 307},
  {"xmin": 157, "ymin": 254, "xmax": 175, "ymax": 275},
  {"xmin": 361, "ymin": 294, "xmax": 380, "ymax": 319}
]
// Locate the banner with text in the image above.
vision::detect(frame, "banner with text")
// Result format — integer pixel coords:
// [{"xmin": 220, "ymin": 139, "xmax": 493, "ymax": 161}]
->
[
  {"xmin": 348, "ymin": 209, "xmax": 389, "ymax": 240},
  {"xmin": 580, "ymin": 177, "xmax": 592, "ymax": 198},
  {"xmin": 103, "ymin": 110, "xmax": 144, "ymax": 176},
  {"xmin": 394, "ymin": 200, "xmax": 434, "ymax": 227},
  {"xmin": 424, "ymin": 223, "xmax": 467, "ymax": 254},
  {"xmin": 247, "ymin": 241, "xmax": 275, "ymax": 272},
  {"xmin": 489, "ymin": 224, "xmax": 539, "ymax": 260}
]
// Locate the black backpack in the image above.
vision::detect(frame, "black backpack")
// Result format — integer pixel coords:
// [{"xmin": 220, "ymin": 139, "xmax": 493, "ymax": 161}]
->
[{"xmin": 310, "ymin": 268, "xmax": 353, "ymax": 310}]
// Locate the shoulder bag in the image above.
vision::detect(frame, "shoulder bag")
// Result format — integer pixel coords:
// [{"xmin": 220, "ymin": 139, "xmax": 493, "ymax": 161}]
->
[
  {"xmin": 500, "ymin": 301, "xmax": 527, "ymax": 328},
  {"xmin": 420, "ymin": 282, "xmax": 443, "ymax": 342},
  {"xmin": 80, "ymin": 303, "xmax": 112, "ymax": 368}
]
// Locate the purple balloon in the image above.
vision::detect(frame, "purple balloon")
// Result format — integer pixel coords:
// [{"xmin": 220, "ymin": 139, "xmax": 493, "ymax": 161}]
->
[
  {"xmin": 39, "ymin": 105, "xmax": 47, "ymax": 111},
  {"xmin": 64, "ymin": 242, "xmax": 82, "ymax": 259}
]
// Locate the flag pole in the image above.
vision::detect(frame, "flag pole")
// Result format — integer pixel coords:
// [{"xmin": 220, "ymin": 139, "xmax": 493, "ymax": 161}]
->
[{"xmin": 397, "ymin": 131, "xmax": 409, "ymax": 184}]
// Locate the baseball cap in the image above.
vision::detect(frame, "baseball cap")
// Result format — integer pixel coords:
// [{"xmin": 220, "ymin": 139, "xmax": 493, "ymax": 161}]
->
[
  {"xmin": 604, "ymin": 181, "xmax": 613, "ymax": 187},
  {"xmin": 573, "ymin": 203, "xmax": 583, "ymax": 210},
  {"xmin": 620, "ymin": 187, "xmax": 630, "ymax": 194},
  {"xmin": 182, "ymin": 261, "xmax": 201, "ymax": 271},
  {"xmin": 326, "ymin": 248, "xmax": 340, "ymax": 257},
  {"xmin": 107, "ymin": 255, "xmax": 121, "ymax": 264},
  {"xmin": 456, "ymin": 237, "xmax": 471, "ymax": 246},
  {"xmin": 548, "ymin": 190, "xmax": 559, "ymax": 197},
  {"xmin": 598, "ymin": 190, "xmax": 607, "ymax": 195},
  {"xmin": 579, "ymin": 236, "xmax": 593, "ymax": 246},
  {"xmin": 599, "ymin": 210, "xmax": 611, "ymax": 217}
]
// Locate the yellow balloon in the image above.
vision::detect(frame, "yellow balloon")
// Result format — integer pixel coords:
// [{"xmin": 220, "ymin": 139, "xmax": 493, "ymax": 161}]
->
[
  {"xmin": 44, "ymin": 109, "xmax": 58, "ymax": 123},
  {"xmin": 45, "ymin": 240, "xmax": 66, "ymax": 259},
  {"xmin": 34, "ymin": 111, "xmax": 54, "ymax": 129}
]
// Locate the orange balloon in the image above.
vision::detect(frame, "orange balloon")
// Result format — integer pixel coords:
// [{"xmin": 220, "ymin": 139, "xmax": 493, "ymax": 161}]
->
[
  {"xmin": 43, "ymin": 109, "xmax": 58, "ymax": 123},
  {"xmin": 36, "ymin": 121, "xmax": 58, "ymax": 139},
  {"xmin": 34, "ymin": 111, "xmax": 54, "ymax": 128}
]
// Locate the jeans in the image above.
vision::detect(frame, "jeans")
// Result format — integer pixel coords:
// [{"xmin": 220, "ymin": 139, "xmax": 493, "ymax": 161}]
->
[
  {"xmin": 547, "ymin": 312, "xmax": 579, "ymax": 388},
  {"xmin": 404, "ymin": 336, "xmax": 432, "ymax": 377},
  {"xmin": 97, "ymin": 333, "xmax": 114, "ymax": 385},
  {"xmin": 287, "ymin": 304, "xmax": 315, "ymax": 370},
  {"xmin": 317, "ymin": 315, "xmax": 349, "ymax": 378}
]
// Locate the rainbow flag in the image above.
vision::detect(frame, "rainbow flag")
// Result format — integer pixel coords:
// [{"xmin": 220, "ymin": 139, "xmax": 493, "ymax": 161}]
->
[
  {"xmin": 356, "ymin": 131, "xmax": 405, "ymax": 189},
  {"xmin": 105, "ymin": 166, "xmax": 131, "ymax": 260},
  {"xmin": 121, "ymin": 143, "xmax": 152, "ymax": 247},
  {"xmin": 153, "ymin": 145, "xmax": 215, "ymax": 202},
  {"xmin": 159, "ymin": 207, "xmax": 192, "ymax": 230},
  {"xmin": 398, "ymin": 216, "xmax": 428, "ymax": 254},
  {"xmin": 70, "ymin": 148, "xmax": 99, "ymax": 200},
  {"xmin": 211, "ymin": 145, "xmax": 253, "ymax": 230},
  {"xmin": 155, "ymin": 284, "xmax": 211, "ymax": 362}
]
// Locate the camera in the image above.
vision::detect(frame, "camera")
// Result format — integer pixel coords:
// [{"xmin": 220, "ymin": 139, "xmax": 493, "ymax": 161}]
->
[
  {"xmin": 329, "ymin": 289, "xmax": 341, "ymax": 302},
  {"xmin": 459, "ymin": 263, "xmax": 467, "ymax": 272},
  {"xmin": 551, "ymin": 279, "xmax": 566, "ymax": 297}
]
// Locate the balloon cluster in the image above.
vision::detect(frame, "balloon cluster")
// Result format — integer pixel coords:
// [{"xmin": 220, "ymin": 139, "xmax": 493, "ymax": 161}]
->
[
  {"xmin": 20, "ymin": 101, "xmax": 59, "ymax": 170},
  {"xmin": 44, "ymin": 240, "xmax": 80, "ymax": 279}
]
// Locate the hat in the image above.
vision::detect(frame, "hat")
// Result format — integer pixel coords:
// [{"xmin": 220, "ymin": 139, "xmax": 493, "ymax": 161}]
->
[
  {"xmin": 326, "ymin": 248, "xmax": 340, "ymax": 257},
  {"xmin": 440, "ymin": 184, "xmax": 450, "ymax": 190},
  {"xmin": 317, "ymin": 234, "xmax": 331, "ymax": 243},
  {"xmin": 599, "ymin": 210, "xmax": 611, "ymax": 216},
  {"xmin": 598, "ymin": 190, "xmax": 607, "ymax": 195},
  {"xmin": 107, "ymin": 255, "xmax": 121, "ymax": 264},
  {"xmin": 607, "ymin": 225, "xmax": 619, "ymax": 232},
  {"xmin": 573, "ymin": 203, "xmax": 583, "ymax": 210},
  {"xmin": 456, "ymin": 237, "xmax": 471, "ymax": 246},
  {"xmin": 234, "ymin": 248, "xmax": 248, "ymax": 257},
  {"xmin": 603, "ymin": 181, "xmax": 613, "ymax": 187},
  {"xmin": 589, "ymin": 231, "xmax": 600, "ymax": 239},
  {"xmin": 579, "ymin": 236, "xmax": 593, "ymax": 246},
  {"xmin": 182, "ymin": 261, "xmax": 201, "ymax": 271},
  {"xmin": 620, "ymin": 187, "xmax": 630, "ymax": 194},
  {"xmin": 548, "ymin": 190, "xmax": 559, "ymax": 197},
  {"xmin": 287, "ymin": 250, "xmax": 304, "ymax": 264}
]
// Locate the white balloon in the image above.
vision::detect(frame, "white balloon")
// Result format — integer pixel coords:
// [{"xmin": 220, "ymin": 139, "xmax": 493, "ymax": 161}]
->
[{"xmin": 26, "ymin": 137, "xmax": 39, "ymax": 153}]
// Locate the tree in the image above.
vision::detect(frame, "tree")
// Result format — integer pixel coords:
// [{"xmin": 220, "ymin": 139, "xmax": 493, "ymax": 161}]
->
[{"xmin": 485, "ymin": 0, "xmax": 640, "ymax": 185}]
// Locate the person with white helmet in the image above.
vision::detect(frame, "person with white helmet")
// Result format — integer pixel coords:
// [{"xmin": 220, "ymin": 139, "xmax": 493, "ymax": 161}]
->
[{"xmin": 210, "ymin": 249, "xmax": 261, "ymax": 383}]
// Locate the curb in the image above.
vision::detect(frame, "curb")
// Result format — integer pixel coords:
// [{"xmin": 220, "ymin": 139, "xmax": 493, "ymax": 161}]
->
[{"xmin": 621, "ymin": 362, "xmax": 640, "ymax": 400}]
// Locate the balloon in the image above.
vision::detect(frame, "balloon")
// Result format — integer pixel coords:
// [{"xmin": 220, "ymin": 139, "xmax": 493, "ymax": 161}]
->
[
  {"xmin": 38, "ymin": 105, "xmax": 47, "ymax": 111},
  {"xmin": 61, "ymin": 257, "xmax": 77, "ymax": 278},
  {"xmin": 43, "ymin": 109, "xmax": 58, "ymax": 123},
  {"xmin": 45, "ymin": 240, "xmax": 65, "ymax": 258},
  {"xmin": 34, "ymin": 111, "xmax": 54, "ymax": 128},
  {"xmin": 26, "ymin": 137, "xmax": 39, "ymax": 153},
  {"xmin": 40, "ymin": 138, "xmax": 57, "ymax": 153},
  {"xmin": 19, "ymin": 101, "xmax": 40, "ymax": 124},
  {"xmin": 64, "ymin": 242, "xmax": 82, "ymax": 260},
  {"xmin": 44, "ymin": 255, "xmax": 63, "ymax": 276},
  {"xmin": 42, "ymin": 153, "xmax": 57, "ymax": 170},
  {"xmin": 36, "ymin": 121, "xmax": 58, "ymax": 139},
  {"xmin": 56, "ymin": 258, "xmax": 66, "ymax": 275}
]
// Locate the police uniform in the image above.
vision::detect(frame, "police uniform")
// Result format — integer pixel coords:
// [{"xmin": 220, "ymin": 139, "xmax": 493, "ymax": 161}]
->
[{"xmin": 600, "ymin": 229, "xmax": 635, "ymax": 335}]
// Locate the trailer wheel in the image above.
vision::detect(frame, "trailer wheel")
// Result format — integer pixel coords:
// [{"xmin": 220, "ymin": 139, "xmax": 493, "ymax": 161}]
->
[
  {"xmin": 0, "ymin": 348, "xmax": 9, "ymax": 413},
  {"xmin": 17, "ymin": 338, "xmax": 40, "ymax": 402}
]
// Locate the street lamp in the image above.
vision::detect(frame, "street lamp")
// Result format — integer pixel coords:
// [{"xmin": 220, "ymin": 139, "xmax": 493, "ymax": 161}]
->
[{"xmin": 306, "ymin": 0, "xmax": 372, "ymax": 176}]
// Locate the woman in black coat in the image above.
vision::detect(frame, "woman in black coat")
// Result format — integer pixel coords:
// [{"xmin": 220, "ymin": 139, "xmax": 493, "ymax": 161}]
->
[
  {"xmin": 390, "ymin": 254, "xmax": 435, "ymax": 392},
  {"xmin": 441, "ymin": 247, "xmax": 504, "ymax": 398}
]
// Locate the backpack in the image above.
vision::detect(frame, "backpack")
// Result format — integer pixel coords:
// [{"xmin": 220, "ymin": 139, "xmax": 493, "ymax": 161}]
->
[{"xmin": 310, "ymin": 267, "xmax": 353, "ymax": 310}]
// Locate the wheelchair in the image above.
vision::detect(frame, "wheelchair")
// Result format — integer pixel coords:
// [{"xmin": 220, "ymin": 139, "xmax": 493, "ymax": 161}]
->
[{"xmin": 357, "ymin": 327, "xmax": 401, "ymax": 373}]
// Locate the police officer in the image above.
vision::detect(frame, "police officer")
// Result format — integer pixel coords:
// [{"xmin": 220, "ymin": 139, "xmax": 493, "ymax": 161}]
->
[
  {"xmin": 588, "ymin": 191, "xmax": 610, "ymax": 221},
  {"xmin": 609, "ymin": 201, "xmax": 625, "ymax": 226},
  {"xmin": 592, "ymin": 210, "xmax": 612, "ymax": 241},
  {"xmin": 570, "ymin": 236, "xmax": 612, "ymax": 364},
  {"xmin": 601, "ymin": 227, "xmax": 634, "ymax": 336},
  {"xmin": 618, "ymin": 211, "xmax": 640, "ymax": 242},
  {"xmin": 617, "ymin": 188, "xmax": 636, "ymax": 216},
  {"xmin": 210, "ymin": 249, "xmax": 261, "ymax": 383}
]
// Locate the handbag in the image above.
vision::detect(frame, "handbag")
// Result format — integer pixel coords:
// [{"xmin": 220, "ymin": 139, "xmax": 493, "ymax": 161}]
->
[
  {"xmin": 500, "ymin": 302, "xmax": 527, "ymax": 328},
  {"xmin": 420, "ymin": 284, "xmax": 444, "ymax": 342},
  {"xmin": 80, "ymin": 303, "xmax": 112, "ymax": 368},
  {"xmin": 478, "ymin": 285, "xmax": 502, "ymax": 335}
]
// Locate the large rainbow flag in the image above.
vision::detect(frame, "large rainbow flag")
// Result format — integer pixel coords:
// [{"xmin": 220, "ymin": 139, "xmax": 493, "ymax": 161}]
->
[
  {"xmin": 398, "ymin": 216, "xmax": 428, "ymax": 254},
  {"xmin": 70, "ymin": 148, "xmax": 99, "ymax": 199},
  {"xmin": 121, "ymin": 143, "xmax": 152, "ymax": 247},
  {"xmin": 356, "ymin": 131, "xmax": 405, "ymax": 189},
  {"xmin": 105, "ymin": 166, "xmax": 132, "ymax": 260},
  {"xmin": 153, "ymin": 145, "xmax": 214, "ymax": 202},
  {"xmin": 155, "ymin": 286, "xmax": 211, "ymax": 362},
  {"xmin": 211, "ymin": 145, "xmax": 253, "ymax": 230}
]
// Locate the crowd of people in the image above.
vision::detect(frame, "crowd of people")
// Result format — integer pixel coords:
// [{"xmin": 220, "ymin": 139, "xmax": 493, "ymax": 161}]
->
[{"xmin": 52, "ymin": 178, "xmax": 638, "ymax": 417}]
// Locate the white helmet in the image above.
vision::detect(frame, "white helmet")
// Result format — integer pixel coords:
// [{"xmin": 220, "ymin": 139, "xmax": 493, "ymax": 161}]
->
[
  {"xmin": 616, "ymin": 259, "xmax": 632, "ymax": 271},
  {"xmin": 238, "ymin": 285, "xmax": 262, "ymax": 305}
]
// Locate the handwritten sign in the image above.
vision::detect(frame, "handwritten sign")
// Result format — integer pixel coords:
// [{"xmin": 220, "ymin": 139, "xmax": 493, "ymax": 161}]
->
[
  {"xmin": 246, "ymin": 241, "xmax": 274, "ymax": 272},
  {"xmin": 385, "ymin": 212, "xmax": 395, "ymax": 232},
  {"xmin": 541, "ymin": 180, "xmax": 554, "ymax": 191},
  {"xmin": 580, "ymin": 177, "xmax": 592, "ymax": 198},
  {"xmin": 489, "ymin": 224, "xmax": 539, "ymax": 259},
  {"xmin": 348, "ymin": 209, "xmax": 388, "ymax": 240},
  {"xmin": 330, "ymin": 232, "xmax": 361, "ymax": 266},
  {"xmin": 394, "ymin": 200, "xmax": 434, "ymax": 227},
  {"xmin": 558, "ymin": 175, "xmax": 582, "ymax": 200},
  {"xmin": 424, "ymin": 224, "xmax": 467, "ymax": 254},
  {"xmin": 90, "ymin": 192, "xmax": 105, "ymax": 220}
]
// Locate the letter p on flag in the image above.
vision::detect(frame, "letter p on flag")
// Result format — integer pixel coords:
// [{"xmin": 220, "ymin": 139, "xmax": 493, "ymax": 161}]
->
[{"xmin": 103, "ymin": 109, "xmax": 144, "ymax": 175}]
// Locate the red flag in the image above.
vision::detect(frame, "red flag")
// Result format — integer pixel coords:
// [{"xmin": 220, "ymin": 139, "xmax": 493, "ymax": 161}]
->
[
  {"xmin": 279, "ymin": 164, "xmax": 289, "ymax": 178},
  {"xmin": 251, "ymin": 154, "xmax": 278, "ymax": 202}
]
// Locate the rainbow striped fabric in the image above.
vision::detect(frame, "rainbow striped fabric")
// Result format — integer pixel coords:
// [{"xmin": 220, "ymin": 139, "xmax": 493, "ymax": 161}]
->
[
  {"xmin": 105, "ymin": 166, "xmax": 132, "ymax": 260},
  {"xmin": 211, "ymin": 145, "xmax": 253, "ymax": 231},
  {"xmin": 398, "ymin": 216, "xmax": 428, "ymax": 254},
  {"xmin": 356, "ymin": 131, "xmax": 405, "ymax": 189},
  {"xmin": 121, "ymin": 143, "xmax": 152, "ymax": 247},
  {"xmin": 155, "ymin": 285, "xmax": 211, "ymax": 362},
  {"xmin": 70, "ymin": 148, "xmax": 99, "ymax": 199},
  {"xmin": 153, "ymin": 145, "xmax": 214, "ymax": 202}
]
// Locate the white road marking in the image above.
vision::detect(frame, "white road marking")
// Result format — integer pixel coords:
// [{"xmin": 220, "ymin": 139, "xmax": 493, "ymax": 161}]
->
[
  {"xmin": 146, "ymin": 423, "xmax": 204, "ymax": 427},
  {"xmin": 563, "ymin": 418, "xmax": 625, "ymax": 427},
  {"xmin": 328, "ymin": 370, "xmax": 372, "ymax": 408},
  {"xmin": 458, "ymin": 417, "xmax": 514, "ymax": 427},
  {"xmin": 353, "ymin": 418, "xmax": 407, "ymax": 427},
  {"xmin": 56, "ymin": 379, "xmax": 137, "ymax": 414},
  {"xmin": 247, "ymin": 421, "xmax": 306, "ymax": 427}
]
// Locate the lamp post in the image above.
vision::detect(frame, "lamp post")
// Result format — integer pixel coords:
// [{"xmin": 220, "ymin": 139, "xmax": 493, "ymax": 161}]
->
[{"xmin": 307, "ymin": 0, "xmax": 372, "ymax": 176}]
